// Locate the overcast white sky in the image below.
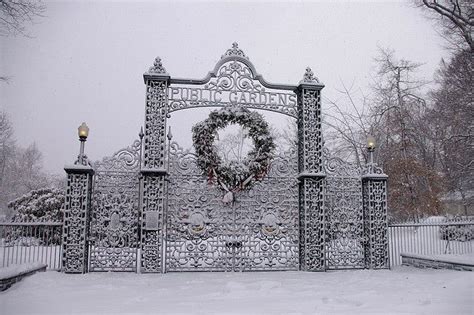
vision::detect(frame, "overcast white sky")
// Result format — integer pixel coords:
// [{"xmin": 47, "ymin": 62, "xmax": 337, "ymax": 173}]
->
[{"xmin": 1, "ymin": 0, "xmax": 446, "ymax": 174}]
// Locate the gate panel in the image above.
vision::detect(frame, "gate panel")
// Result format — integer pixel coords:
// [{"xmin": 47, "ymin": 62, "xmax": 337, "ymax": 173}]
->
[
  {"xmin": 324, "ymin": 152, "xmax": 365, "ymax": 269},
  {"xmin": 166, "ymin": 172, "xmax": 233, "ymax": 271},
  {"xmin": 166, "ymin": 143, "xmax": 299, "ymax": 271},
  {"xmin": 89, "ymin": 140, "xmax": 141, "ymax": 272},
  {"xmin": 231, "ymin": 157, "xmax": 299, "ymax": 271}
]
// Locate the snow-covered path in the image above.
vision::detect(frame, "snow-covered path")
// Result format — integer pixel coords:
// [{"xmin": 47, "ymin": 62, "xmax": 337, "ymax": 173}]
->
[{"xmin": 1, "ymin": 267, "xmax": 472, "ymax": 314}]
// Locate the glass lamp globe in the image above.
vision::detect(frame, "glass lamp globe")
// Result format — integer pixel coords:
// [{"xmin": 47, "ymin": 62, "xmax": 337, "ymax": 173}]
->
[
  {"xmin": 78, "ymin": 122, "xmax": 89, "ymax": 140},
  {"xmin": 367, "ymin": 135, "xmax": 376, "ymax": 150}
]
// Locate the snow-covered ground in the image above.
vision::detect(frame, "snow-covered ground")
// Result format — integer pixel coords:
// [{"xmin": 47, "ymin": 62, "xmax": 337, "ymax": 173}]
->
[{"xmin": 0, "ymin": 267, "xmax": 472, "ymax": 314}]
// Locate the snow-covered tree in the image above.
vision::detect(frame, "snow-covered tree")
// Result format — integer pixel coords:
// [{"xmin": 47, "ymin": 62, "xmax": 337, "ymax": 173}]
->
[
  {"xmin": 0, "ymin": 111, "xmax": 64, "ymax": 219},
  {"xmin": 8, "ymin": 188, "xmax": 64, "ymax": 222}
]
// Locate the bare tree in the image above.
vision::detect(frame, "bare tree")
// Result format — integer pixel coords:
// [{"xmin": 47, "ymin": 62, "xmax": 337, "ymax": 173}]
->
[
  {"xmin": 215, "ymin": 125, "xmax": 252, "ymax": 164},
  {"xmin": 371, "ymin": 47, "xmax": 443, "ymax": 221},
  {"xmin": 269, "ymin": 118, "xmax": 297, "ymax": 154},
  {"xmin": 0, "ymin": 0, "xmax": 45, "ymax": 36},
  {"xmin": 14, "ymin": 143, "xmax": 48, "ymax": 191},
  {"xmin": 417, "ymin": 0, "xmax": 474, "ymax": 52},
  {"xmin": 0, "ymin": 111, "xmax": 15, "ymax": 187},
  {"xmin": 323, "ymin": 81, "xmax": 374, "ymax": 167}
]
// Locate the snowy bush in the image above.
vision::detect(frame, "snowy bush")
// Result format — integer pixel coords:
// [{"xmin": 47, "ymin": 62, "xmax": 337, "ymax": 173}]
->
[
  {"xmin": 8, "ymin": 188, "xmax": 64, "ymax": 222},
  {"xmin": 5, "ymin": 189, "xmax": 64, "ymax": 245}
]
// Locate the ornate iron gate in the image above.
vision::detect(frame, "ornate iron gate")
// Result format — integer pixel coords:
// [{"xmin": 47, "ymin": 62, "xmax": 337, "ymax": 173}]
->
[
  {"xmin": 165, "ymin": 143, "xmax": 299, "ymax": 271},
  {"xmin": 324, "ymin": 151, "xmax": 365, "ymax": 269},
  {"xmin": 62, "ymin": 42, "xmax": 389, "ymax": 274},
  {"xmin": 88, "ymin": 140, "xmax": 142, "ymax": 272}
]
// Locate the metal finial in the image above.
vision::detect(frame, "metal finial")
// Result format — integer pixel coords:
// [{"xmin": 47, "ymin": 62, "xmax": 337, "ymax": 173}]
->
[
  {"xmin": 139, "ymin": 127, "xmax": 144, "ymax": 139},
  {"xmin": 222, "ymin": 42, "xmax": 248, "ymax": 60},
  {"xmin": 148, "ymin": 56, "xmax": 167, "ymax": 74},
  {"xmin": 302, "ymin": 67, "xmax": 319, "ymax": 84}
]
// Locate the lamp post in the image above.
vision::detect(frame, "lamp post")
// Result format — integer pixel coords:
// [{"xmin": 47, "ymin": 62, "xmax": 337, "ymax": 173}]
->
[
  {"xmin": 63, "ymin": 122, "xmax": 93, "ymax": 273},
  {"xmin": 367, "ymin": 135, "xmax": 376, "ymax": 164},
  {"xmin": 77, "ymin": 122, "xmax": 89, "ymax": 165},
  {"xmin": 362, "ymin": 134, "xmax": 388, "ymax": 269}
]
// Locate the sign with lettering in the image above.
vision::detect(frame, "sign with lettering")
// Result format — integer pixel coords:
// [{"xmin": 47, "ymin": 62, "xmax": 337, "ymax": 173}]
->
[
  {"xmin": 166, "ymin": 57, "xmax": 298, "ymax": 117},
  {"xmin": 169, "ymin": 87, "xmax": 296, "ymax": 108}
]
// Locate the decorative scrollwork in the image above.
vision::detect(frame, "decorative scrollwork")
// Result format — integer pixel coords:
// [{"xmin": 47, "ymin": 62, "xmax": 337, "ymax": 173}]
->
[
  {"xmin": 144, "ymin": 80, "xmax": 168, "ymax": 170},
  {"xmin": 62, "ymin": 172, "xmax": 92, "ymax": 273},
  {"xmin": 140, "ymin": 175, "xmax": 165, "ymax": 273},
  {"xmin": 363, "ymin": 162, "xmax": 385, "ymax": 176},
  {"xmin": 167, "ymin": 45, "xmax": 298, "ymax": 118},
  {"xmin": 323, "ymin": 149, "xmax": 365, "ymax": 269},
  {"xmin": 297, "ymin": 88, "xmax": 323, "ymax": 174},
  {"xmin": 363, "ymin": 179, "xmax": 388, "ymax": 268},
  {"xmin": 166, "ymin": 141, "xmax": 299, "ymax": 271},
  {"xmin": 93, "ymin": 140, "xmax": 141, "ymax": 172},
  {"xmin": 221, "ymin": 42, "xmax": 249, "ymax": 60},
  {"xmin": 89, "ymin": 140, "xmax": 141, "ymax": 272},
  {"xmin": 323, "ymin": 148, "xmax": 362, "ymax": 177}
]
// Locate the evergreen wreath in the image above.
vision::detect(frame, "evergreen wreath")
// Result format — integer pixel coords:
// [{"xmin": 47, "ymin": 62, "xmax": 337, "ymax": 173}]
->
[{"xmin": 192, "ymin": 106, "xmax": 275, "ymax": 196}]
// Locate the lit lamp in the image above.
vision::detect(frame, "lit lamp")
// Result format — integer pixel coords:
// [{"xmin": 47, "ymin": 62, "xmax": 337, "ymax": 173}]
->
[
  {"xmin": 78, "ymin": 122, "xmax": 89, "ymax": 141},
  {"xmin": 367, "ymin": 135, "xmax": 376, "ymax": 164},
  {"xmin": 77, "ymin": 122, "xmax": 89, "ymax": 165}
]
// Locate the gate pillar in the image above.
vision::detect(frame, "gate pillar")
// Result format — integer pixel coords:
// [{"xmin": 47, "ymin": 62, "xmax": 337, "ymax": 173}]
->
[
  {"xmin": 362, "ymin": 160, "xmax": 389, "ymax": 269},
  {"xmin": 63, "ymin": 164, "xmax": 94, "ymax": 273},
  {"xmin": 140, "ymin": 57, "xmax": 170, "ymax": 273},
  {"xmin": 296, "ymin": 68, "xmax": 326, "ymax": 271}
]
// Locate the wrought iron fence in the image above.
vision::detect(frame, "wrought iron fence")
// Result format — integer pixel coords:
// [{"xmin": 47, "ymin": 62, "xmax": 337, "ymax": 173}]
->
[
  {"xmin": 389, "ymin": 219, "xmax": 474, "ymax": 267},
  {"xmin": 0, "ymin": 222, "xmax": 63, "ymax": 270},
  {"xmin": 3, "ymin": 219, "xmax": 472, "ymax": 271}
]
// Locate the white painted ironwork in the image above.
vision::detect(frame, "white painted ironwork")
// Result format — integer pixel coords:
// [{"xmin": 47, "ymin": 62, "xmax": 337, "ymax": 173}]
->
[
  {"xmin": 88, "ymin": 140, "xmax": 142, "ymax": 272},
  {"xmin": 323, "ymin": 150, "xmax": 365, "ymax": 269},
  {"xmin": 167, "ymin": 44, "xmax": 298, "ymax": 118},
  {"xmin": 62, "ymin": 167, "xmax": 93, "ymax": 273},
  {"xmin": 61, "ymin": 42, "xmax": 390, "ymax": 273},
  {"xmin": 165, "ymin": 142, "xmax": 299, "ymax": 271}
]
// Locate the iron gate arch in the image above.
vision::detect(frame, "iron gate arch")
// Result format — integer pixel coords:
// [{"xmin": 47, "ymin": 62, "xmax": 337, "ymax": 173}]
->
[
  {"xmin": 61, "ymin": 42, "xmax": 389, "ymax": 274},
  {"xmin": 160, "ymin": 44, "xmax": 301, "ymax": 272}
]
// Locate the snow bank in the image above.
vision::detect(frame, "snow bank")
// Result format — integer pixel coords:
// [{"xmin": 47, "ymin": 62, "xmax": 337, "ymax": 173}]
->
[
  {"xmin": 406, "ymin": 253, "xmax": 474, "ymax": 265},
  {"xmin": 0, "ymin": 262, "xmax": 47, "ymax": 280},
  {"xmin": 0, "ymin": 268, "xmax": 472, "ymax": 314}
]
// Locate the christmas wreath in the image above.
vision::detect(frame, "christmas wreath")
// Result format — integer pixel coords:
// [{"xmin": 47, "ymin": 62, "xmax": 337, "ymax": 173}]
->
[{"xmin": 192, "ymin": 106, "xmax": 275, "ymax": 201}]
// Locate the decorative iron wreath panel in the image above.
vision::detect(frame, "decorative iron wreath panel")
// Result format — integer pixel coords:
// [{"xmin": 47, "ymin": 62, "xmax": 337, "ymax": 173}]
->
[{"xmin": 165, "ymin": 142, "xmax": 299, "ymax": 271}]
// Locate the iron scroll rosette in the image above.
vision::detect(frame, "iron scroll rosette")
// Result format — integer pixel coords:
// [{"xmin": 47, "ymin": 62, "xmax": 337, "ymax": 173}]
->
[{"xmin": 192, "ymin": 105, "xmax": 275, "ymax": 195}]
